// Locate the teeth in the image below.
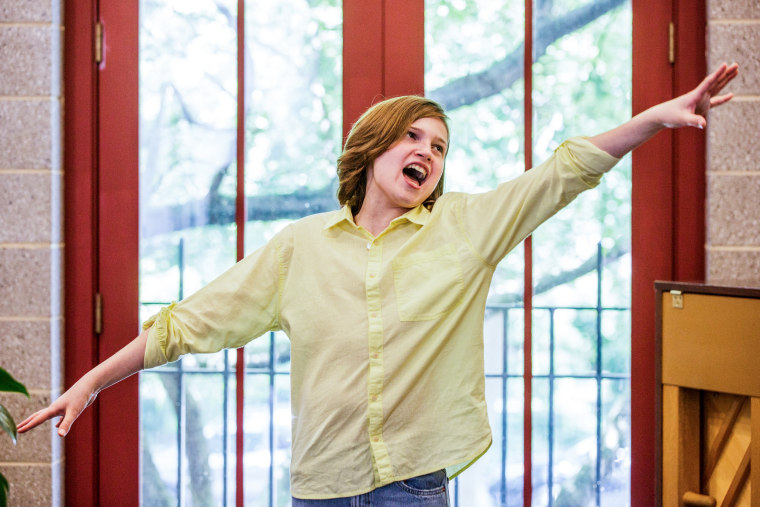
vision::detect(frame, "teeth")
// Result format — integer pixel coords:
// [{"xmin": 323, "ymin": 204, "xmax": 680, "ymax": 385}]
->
[
  {"xmin": 403, "ymin": 164, "xmax": 428, "ymax": 185},
  {"xmin": 405, "ymin": 164, "xmax": 428, "ymax": 178}
]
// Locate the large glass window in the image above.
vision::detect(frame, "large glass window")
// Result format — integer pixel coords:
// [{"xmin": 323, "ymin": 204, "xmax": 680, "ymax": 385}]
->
[
  {"xmin": 138, "ymin": 0, "xmax": 629, "ymax": 504},
  {"xmin": 426, "ymin": 0, "xmax": 632, "ymax": 505},
  {"xmin": 138, "ymin": 0, "xmax": 342, "ymax": 504}
]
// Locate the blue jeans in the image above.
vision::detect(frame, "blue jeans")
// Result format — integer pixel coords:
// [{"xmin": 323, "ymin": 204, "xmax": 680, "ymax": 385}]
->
[{"xmin": 292, "ymin": 469, "xmax": 450, "ymax": 506}]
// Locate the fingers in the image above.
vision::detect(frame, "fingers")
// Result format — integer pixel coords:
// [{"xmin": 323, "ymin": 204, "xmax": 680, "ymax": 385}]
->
[
  {"xmin": 16, "ymin": 407, "xmax": 61, "ymax": 434},
  {"xmin": 710, "ymin": 63, "xmax": 739, "ymax": 94},
  {"xmin": 54, "ymin": 410, "xmax": 80, "ymax": 437},
  {"xmin": 694, "ymin": 63, "xmax": 727, "ymax": 97},
  {"xmin": 17, "ymin": 408, "xmax": 77, "ymax": 437},
  {"xmin": 690, "ymin": 115, "xmax": 707, "ymax": 129},
  {"xmin": 710, "ymin": 92, "xmax": 734, "ymax": 108},
  {"xmin": 17, "ymin": 399, "xmax": 79, "ymax": 437}
]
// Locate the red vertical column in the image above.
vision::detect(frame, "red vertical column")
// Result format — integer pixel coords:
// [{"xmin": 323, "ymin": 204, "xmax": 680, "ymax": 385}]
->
[
  {"xmin": 343, "ymin": 1, "xmax": 384, "ymax": 137},
  {"xmin": 523, "ymin": 1, "xmax": 533, "ymax": 505},
  {"xmin": 383, "ymin": 0, "xmax": 425, "ymax": 97},
  {"xmin": 672, "ymin": 0, "xmax": 706, "ymax": 282},
  {"xmin": 236, "ymin": 1, "xmax": 246, "ymax": 505},
  {"xmin": 343, "ymin": 0, "xmax": 425, "ymax": 138},
  {"xmin": 63, "ymin": 0, "xmax": 99, "ymax": 505},
  {"xmin": 631, "ymin": 1, "xmax": 675, "ymax": 505},
  {"xmin": 96, "ymin": 0, "xmax": 140, "ymax": 504}
]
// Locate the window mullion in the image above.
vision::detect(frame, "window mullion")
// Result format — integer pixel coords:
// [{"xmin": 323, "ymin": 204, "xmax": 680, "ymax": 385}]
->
[
  {"xmin": 523, "ymin": 0, "xmax": 534, "ymax": 505},
  {"xmin": 235, "ymin": 0, "xmax": 246, "ymax": 505}
]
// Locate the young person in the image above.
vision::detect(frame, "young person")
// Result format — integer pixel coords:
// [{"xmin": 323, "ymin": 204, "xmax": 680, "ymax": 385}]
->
[{"xmin": 19, "ymin": 63, "xmax": 738, "ymax": 505}]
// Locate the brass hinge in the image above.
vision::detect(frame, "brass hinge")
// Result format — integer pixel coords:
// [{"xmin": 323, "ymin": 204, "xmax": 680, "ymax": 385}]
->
[
  {"xmin": 94, "ymin": 292, "xmax": 103, "ymax": 334},
  {"xmin": 95, "ymin": 21, "xmax": 104, "ymax": 64},
  {"xmin": 668, "ymin": 22, "xmax": 675, "ymax": 64}
]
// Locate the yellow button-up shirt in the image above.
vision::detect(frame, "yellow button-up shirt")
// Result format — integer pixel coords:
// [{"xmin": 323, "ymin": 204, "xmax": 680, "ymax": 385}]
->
[{"xmin": 143, "ymin": 137, "xmax": 619, "ymax": 499}]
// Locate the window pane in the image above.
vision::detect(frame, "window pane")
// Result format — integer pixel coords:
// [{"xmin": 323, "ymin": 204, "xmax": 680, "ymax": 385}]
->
[
  {"xmin": 554, "ymin": 309, "xmax": 597, "ymax": 377},
  {"xmin": 428, "ymin": 1, "xmax": 632, "ymax": 505},
  {"xmin": 241, "ymin": 0, "xmax": 342, "ymax": 503},
  {"xmin": 531, "ymin": 377, "xmax": 550, "ymax": 505},
  {"xmin": 601, "ymin": 310, "xmax": 630, "ymax": 375},
  {"xmin": 532, "ymin": 2, "xmax": 632, "ymax": 506},
  {"xmin": 243, "ymin": 374, "xmax": 273, "ymax": 506},
  {"xmin": 600, "ymin": 379, "xmax": 631, "ymax": 504},
  {"xmin": 531, "ymin": 1, "xmax": 633, "ymax": 309},
  {"xmin": 426, "ymin": 2, "xmax": 526, "ymax": 503},
  {"xmin": 552, "ymin": 378, "xmax": 598, "ymax": 506},
  {"xmin": 139, "ymin": 0, "xmax": 342, "ymax": 502},
  {"xmin": 425, "ymin": 0, "xmax": 526, "ymax": 309},
  {"xmin": 140, "ymin": 371, "xmax": 180, "ymax": 504},
  {"xmin": 274, "ymin": 375, "xmax": 293, "ymax": 505},
  {"xmin": 139, "ymin": 0, "xmax": 239, "ymax": 505},
  {"xmin": 242, "ymin": 0, "xmax": 342, "ymax": 255}
]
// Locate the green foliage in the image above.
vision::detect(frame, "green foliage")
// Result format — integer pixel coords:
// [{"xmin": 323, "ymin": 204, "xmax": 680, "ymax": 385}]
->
[
  {"xmin": 0, "ymin": 368, "xmax": 29, "ymax": 445},
  {"xmin": 0, "ymin": 367, "xmax": 30, "ymax": 506},
  {"xmin": 0, "ymin": 473, "xmax": 7, "ymax": 507}
]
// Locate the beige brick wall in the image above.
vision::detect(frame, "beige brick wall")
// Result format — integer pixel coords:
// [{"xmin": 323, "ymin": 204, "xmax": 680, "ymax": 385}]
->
[
  {"xmin": 0, "ymin": 1, "xmax": 64, "ymax": 505},
  {"xmin": 707, "ymin": 0, "xmax": 760, "ymax": 287}
]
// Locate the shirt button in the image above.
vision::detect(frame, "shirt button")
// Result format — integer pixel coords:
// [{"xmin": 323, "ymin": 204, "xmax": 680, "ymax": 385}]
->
[
  {"xmin": 369, "ymin": 273, "xmax": 376, "ymax": 278},
  {"xmin": 372, "ymin": 352, "xmax": 379, "ymax": 359},
  {"xmin": 370, "ymin": 395, "xmax": 378, "ymax": 402},
  {"xmin": 366, "ymin": 242, "xmax": 371, "ymax": 249},
  {"xmin": 372, "ymin": 436, "xmax": 380, "ymax": 442}
]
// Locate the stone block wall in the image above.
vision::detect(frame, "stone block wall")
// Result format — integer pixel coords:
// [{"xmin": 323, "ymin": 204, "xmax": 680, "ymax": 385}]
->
[
  {"xmin": 0, "ymin": 1, "xmax": 64, "ymax": 505},
  {"xmin": 707, "ymin": 0, "xmax": 760, "ymax": 287}
]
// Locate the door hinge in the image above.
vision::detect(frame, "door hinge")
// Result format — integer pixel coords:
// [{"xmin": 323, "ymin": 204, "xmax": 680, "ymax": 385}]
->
[
  {"xmin": 95, "ymin": 21, "xmax": 104, "ymax": 64},
  {"xmin": 94, "ymin": 292, "xmax": 103, "ymax": 334},
  {"xmin": 668, "ymin": 22, "xmax": 675, "ymax": 64}
]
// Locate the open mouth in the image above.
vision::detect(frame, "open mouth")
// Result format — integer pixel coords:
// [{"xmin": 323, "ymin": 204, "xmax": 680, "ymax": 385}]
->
[{"xmin": 402, "ymin": 164, "xmax": 428, "ymax": 186}]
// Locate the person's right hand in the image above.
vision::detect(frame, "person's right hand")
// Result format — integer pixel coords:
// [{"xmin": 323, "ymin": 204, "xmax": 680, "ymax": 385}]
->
[
  {"xmin": 17, "ymin": 328, "xmax": 149, "ymax": 438},
  {"xmin": 17, "ymin": 379, "xmax": 99, "ymax": 437}
]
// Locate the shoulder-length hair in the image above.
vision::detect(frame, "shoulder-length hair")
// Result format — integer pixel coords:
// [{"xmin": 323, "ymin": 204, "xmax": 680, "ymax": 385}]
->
[{"xmin": 337, "ymin": 95, "xmax": 449, "ymax": 214}]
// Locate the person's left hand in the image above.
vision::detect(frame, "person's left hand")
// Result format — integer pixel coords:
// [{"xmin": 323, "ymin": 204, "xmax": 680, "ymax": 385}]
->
[{"xmin": 655, "ymin": 62, "xmax": 739, "ymax": 129}]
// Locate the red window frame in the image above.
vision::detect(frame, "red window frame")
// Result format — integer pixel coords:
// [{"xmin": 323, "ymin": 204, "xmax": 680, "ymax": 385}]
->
[{"xmin": 63, "ymin": 1, "xmax": 705, "ymax": 505}]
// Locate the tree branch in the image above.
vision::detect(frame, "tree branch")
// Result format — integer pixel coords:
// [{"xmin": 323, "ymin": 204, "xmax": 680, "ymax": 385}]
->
[
  {"xmin": 427, "ymin": 0, "xmax": 627, "ymax": 109},
  {"xmin": 142, "ymin": 182, "xmax": 339, "ymax": 237},
  {"xmin": 142, "ymin": 0, "xmax": 626, "ymax": 236},
  {"xmin": 490, "ymin": 241, "xmax": 630, "ymax": 305}
]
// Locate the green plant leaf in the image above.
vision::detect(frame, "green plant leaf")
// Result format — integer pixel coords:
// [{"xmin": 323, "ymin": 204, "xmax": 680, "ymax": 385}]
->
[
  {"xmin": 0, "ymin": 405, "xmax": 17, "ymax": 445},
  {"xmin": 0, "ymin": 369, "xmax": 28, "ymax": 397},
  {"xmin": 0, "ymin": 471, "xmax": 8, "ymax": 507}
]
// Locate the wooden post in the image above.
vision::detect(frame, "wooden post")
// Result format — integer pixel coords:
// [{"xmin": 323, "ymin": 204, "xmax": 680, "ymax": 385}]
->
[
  {"xmin": 662, "ymin": 384, "xmax": 701, "ymax": 506},
  {"xmin": 752, "ymin": 397, "xmax": 760, "ymax": 507}
]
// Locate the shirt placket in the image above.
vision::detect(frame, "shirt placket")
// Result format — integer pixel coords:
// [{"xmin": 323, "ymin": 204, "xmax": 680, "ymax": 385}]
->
[{"xmin": 364, "ymin": 237, "xmax": 393, "ymax": 484}]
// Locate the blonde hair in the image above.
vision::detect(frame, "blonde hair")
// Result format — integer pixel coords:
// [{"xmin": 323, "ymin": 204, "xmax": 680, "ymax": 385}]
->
[{"xmin": 337, "ymin": 96, "xmax": 449, "ymax": 214}]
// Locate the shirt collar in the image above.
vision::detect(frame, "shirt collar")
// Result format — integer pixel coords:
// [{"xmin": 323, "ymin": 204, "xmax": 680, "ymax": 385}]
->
[
  {"xmin": 393, "ymin": 204, "xmax": 430, "ymax": 226},
  {"xmin": 323, "ymin": 205, "xmax": 356, "ymax": 230},
  {"xmin": 324, "ymin": 204, "xmax": 431, "ymax": 230}
]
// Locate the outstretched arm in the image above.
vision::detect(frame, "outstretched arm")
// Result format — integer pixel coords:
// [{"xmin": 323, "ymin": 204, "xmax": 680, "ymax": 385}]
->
[
  {"xmin": 589, "ymin": 63, "xmax": 739, "ymax": 158},
  {"xmin": 17, "ymin": 328, "xmax": 149, "ymax": 437}
]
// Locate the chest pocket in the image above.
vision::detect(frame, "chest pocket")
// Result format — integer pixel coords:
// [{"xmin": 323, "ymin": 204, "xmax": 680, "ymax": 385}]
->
[{"xmin": 392, "ymin": 244, "xmax": 464, "ymax": 321}]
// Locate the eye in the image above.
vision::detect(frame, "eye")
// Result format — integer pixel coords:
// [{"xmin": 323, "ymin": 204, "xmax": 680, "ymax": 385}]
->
[
  {"xmin": 407, "ymin": 130, "xmax": 418, "ymax": 140},
  {"xmin": 434, "ymin": 144, "xmax": 445, "ymax": 154}
]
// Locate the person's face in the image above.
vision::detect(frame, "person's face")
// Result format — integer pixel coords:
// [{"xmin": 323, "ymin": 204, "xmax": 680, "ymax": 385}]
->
[{"xmin": 362, "ymin": 117, "xmax": 448, "ymax": 216}]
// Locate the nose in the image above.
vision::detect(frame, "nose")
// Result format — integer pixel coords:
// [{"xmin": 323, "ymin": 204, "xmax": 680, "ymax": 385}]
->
[{"xmin": 416, "ymin": 145, "xmax": 432, "ymax": 161}]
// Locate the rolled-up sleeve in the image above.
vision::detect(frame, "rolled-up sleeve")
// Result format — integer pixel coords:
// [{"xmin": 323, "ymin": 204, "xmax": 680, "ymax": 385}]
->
[
  {"xmin": 455, "ymin": 136, "xmax": 620, "ymax": 266},
  {"xmin": 142, "ymin": 227, "xmax": 292, "ymax": 369}
]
